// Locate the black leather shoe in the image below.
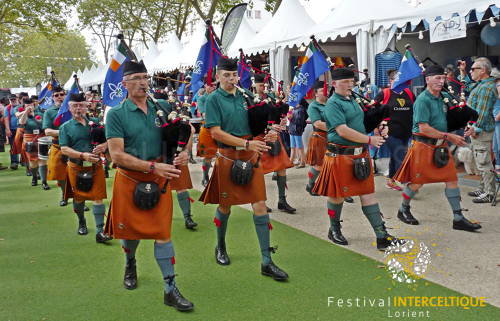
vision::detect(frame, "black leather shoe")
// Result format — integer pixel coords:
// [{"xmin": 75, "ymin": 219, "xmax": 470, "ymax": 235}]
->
[
  {"xmin": 10, "ymin": 163, "xmax": 18, "ymax": 170},
  {"xmin": 215, "ymin": 245, "xmax": 230, "ymax": 265},
  {"xmin": 59, "ymin": 199, "xmax": 68, "ymax": 206},
  {"xmin": 31, "ymin": 178, "xmax": 38, "ymax": 186},
  {"xmin": 42, "ymin": 182, "xmax": 50, "ymax": 190},
  {"xmin": 266, "ymin": 206, "xmax": 272, "ymax": 213},
  {"xmin": 344, "ymin": 196, "xmax": 354, "ymax": 203},
  {"xmin": 84, "ymin": 205, "xmax": 90, "ymax": 212},
  {"xmin": 184, "ymin": 216, "xmax": 198, "ymax": 230},
  {"xmin": 26, "ymin": 170, "xmax": 32, "ymax": 176},
  {"xmin": 77, "ymin": 221, "xmax": 88, "ymax": 235},
  {"xmin": 124, "ymin": 259, "xmax": 137, "ymax": 290},
  {"xmin": 96, "ymin": 232, "xmax": 113, "ymax": 243},
  {"xmin": 189, "ymin": 157, "xmax": 197, "ymax": 164},
  {"xmin": 397, "ymin": 205, "xmax": 419, "ymax": 225},
  {"xmin": 164, "ymin": 287, "xmax": 194, "ymax": 312},
  {"xmin": 453, "ymin": 217, "xmax": 482, "ymax": 232},
  {"xmin": 328, "ymin": 225, "xmax": 348, "ymax": 245},
  {"xmin": 305, "ymin": 184, "xmax": 319, "ymax": 196},
  {"xmin": 272, "ymin": 173, "xmax": 278, "ymax": 181},
  {"xmin": 201, "ymin": 177, "xmax": 208, "ymax": 187},
  {"xmin": 278, "ymin": 200, "xmax": 296, "ymax": 214},
  {"xmin": 261, "ymin": 261, "xmax": 288, "ymax": 281},
  {"xmin": 376, "ymin": 234, "xmax": 404, "ymax": 251}
]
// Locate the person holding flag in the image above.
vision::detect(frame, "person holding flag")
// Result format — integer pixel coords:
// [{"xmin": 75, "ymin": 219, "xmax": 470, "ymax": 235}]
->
[
  {"xmin": 43, "ymin": 86, "xmax": 70, "ymax": 206},
  {"xmin": 393, "ymin": 65, "xmax": 482, "ymax": 232}
]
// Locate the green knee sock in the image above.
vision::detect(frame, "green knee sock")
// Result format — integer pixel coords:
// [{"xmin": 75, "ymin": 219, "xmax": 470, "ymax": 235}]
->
[
  {"xmin": 445, "ymin": 188, "xmax": 464, "ymax": 220},
  {"xmin": 308, "ymin": 168, "xmax": 320, "ymax": 188},
  {"xmin": 121, "ymin": 240, "xmax": 140, "ymax": 264},
  {"xmin": 202, "ymin": 159, "xmax": 211, "ymax": 180},
  {"xmin": 214, "ymin": 208, "xmax": 230, "ymax": 247},
  {"xmin": 31, "ymin": 167, "xmax": 38, "ymax": 179},
  {"xmin": 38, "ymin": 165, "xmax": 47, "ymax": 183},
  {"xmin": 277, "ymin": 175, "xmax": 287, "ymax": 202},
  {"xmin": 400, "ymin": 186, "xmax": 416, "ymax": 211},
  {"xmin": 92, "ymin": 204, "xmax": 105, "ymax": 233},
  {"xmin": 361, "ymin": 204, "xmax": 386, "ymax": 238},
  {"xmin": 253, "ymin": 214, "xmax": 272, "ymax": 265},
  {"xmin": 73, "ymin": 202, "xmax": 85, "ymax": 224},
  {"xmin": 154, "ymin": 241, "xmax": 176, "ymax": 292},
  {"xmin": 176, "ymin": 191, "xmax": 191, "ymax": 219},
  {"xmin": 327, "ymin": 201, "xmax": 343, "ymax": 228}
]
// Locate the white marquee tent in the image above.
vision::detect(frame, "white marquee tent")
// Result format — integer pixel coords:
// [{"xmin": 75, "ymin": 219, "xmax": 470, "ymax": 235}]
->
[{"xmin": 151, "ymin": 34, "xmax": 184, "ymax": 72}]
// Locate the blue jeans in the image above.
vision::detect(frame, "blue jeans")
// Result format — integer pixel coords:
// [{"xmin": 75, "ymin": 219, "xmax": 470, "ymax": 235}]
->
[
  {"xmin": 494, "ymin": 122, "xmax": 500, "ymax": 166},
  {"xmin": 289, "ymin": 134, "xmax": 303, "ymax": 148},
  {"xmin": 386, "ymin": 136, "xmax": 409, "ymax": 178}
]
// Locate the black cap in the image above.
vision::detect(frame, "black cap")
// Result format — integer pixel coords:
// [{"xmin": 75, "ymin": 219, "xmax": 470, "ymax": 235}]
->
[
  {"xmin": 23, "ymin": 98, "xmax": 33, "ymax": 104},
  {"xmin": 123, "ymin": 60, "xmax": 148, "ymax": 76},
  {"xmin": 69, "ymin": 93, "xmax": 86, "ymax": 102},
  {"xmin": 254, "ymin": 73, "xmax": 266, "ymax": 83},
  {"xmin": 331, "ymin": 68, "xmax": 355, "ymax": 80},
  {"xmin": 19, "ymin": 92, "xmax": 29, "ymax": 97},
  {"xmin": 313, "ymin": 81, "xmax": 325, "ymax": 90},
  {"xmin": 9, "ymin": 94, "xmax": 17, "ymax": 99},
  {"xmin": 53, "ymin": 86, "xmax": 65, "ymax": 93},
  {"xmin": 217, "ymin": 57, "xmax": 238, "ymax": 71},
  {"xmin": 424, "ymin": 65, "xmax": 444, "ymax": 77}
]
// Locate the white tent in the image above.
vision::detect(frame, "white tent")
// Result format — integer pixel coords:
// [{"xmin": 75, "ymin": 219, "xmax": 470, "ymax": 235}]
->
[
  {"xmin": 142, "ymin": 42, "xmax": 161, "ymax": 72},
  {"xmin": 85, "ymin": 63, "xmax": 107, "ymax": 87},
  {"xmin": 244, "ymin": 0, "xmax": 316, "ymax": 55},
  {"xmin": 79, "ymin": 66, "xmax": 92, "ymax": 88},
  {"xmin": 179, "ymin": 22, "xmax": 206, "ymax": 67},
  {"xmin": 151, "ymin": 34, "xmax": 184, "ymax": 72},
  {"xmin": 64, "ymin": 70, "xmax": 80, "ymax": 90},
  {"xmin": 227, "ymin": 17, "xmax": 257, "ymax": 57}
]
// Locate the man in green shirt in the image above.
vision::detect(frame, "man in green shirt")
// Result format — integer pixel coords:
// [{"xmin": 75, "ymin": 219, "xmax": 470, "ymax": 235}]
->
[
  {"xmin": 106, "ymin": 60, "xmax": 193, "ymax": 311},
  {"xmin": 59, "ymin": 93, "xmax": 111, "ymax": 243},
  {"xmin": 312, "ymin": 68, "xmax": 400, "ymax": 250},
  {"xmin": 394, "ymin": 65, "xmax": 481, "ymax": 232},
  {"xmin": 196, "ymin": 82, "xmax": 217, "ymax": 186},
  {"xmin": 43, "ymin": 86, "xmax": 69, "ymax": 206},
  {"xmin": 200, "ymin": 57, "xmax": 289, "ymax": 281}
]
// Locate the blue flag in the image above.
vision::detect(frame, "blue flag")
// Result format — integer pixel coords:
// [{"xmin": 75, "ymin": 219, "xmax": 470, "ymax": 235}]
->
[
  {"xmin": 288, "ymin": 42, "xmax": 330, "ymax": 107},
  {"xmin": 103, "ymin": 40, "xmax": 130, "ymax": 107},
  {"xmin": 392, "ymin": 50, "xmax": 423, "ymax": 93},
  {"xmin": 177, "ymin": 82, "xmax": 186, "ymax": 102},
  {"xmin": 54, "ymin": 79, "xmax": 79, "ymax": 127},
  {"xmin": 190, "ymin": 27, "xmax": 222, "ymax": 96},
  {"xmin": 238, "ymin": 51, "xmax": 252, "ymax": 89},
  {"xmin": 39, "ymin": 79, "xmax": 59, "ymax": 110}
]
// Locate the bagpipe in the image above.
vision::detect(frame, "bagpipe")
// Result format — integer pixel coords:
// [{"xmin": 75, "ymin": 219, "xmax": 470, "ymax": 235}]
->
[
  {"xmin": 88, "ymin": 120, "xmax": 106, "ymax": 148},
  {"xmin": 235, "ymin": 83, "xmax": 273, "ymax": 137},
  {"xmin": 349, "ymin": 89, "xmax": 387, "ymax": 134},
  {"xmin": 440, "ymin": 86, "xmax": 478, "ymax": 132}
]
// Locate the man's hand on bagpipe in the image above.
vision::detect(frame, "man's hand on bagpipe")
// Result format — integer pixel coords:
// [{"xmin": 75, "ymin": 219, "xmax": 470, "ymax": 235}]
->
[{"xmin": 153, "ymin": 162, "xmax": 181, "ymax": 180}]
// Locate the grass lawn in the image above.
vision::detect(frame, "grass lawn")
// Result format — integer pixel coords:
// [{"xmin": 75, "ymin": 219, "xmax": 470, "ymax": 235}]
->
[{"xmin": 0, "ymin": 150, "xmax": 498, "ymax": 321}]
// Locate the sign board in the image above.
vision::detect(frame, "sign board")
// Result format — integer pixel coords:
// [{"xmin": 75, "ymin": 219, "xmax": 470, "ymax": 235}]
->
[
  {"xmin": 46, "ymin": 66, "xmax": 52, "ymax": 76},
  {"xmin": 429, "ymin": 16, "xmax": 467, "ymax": 43}
]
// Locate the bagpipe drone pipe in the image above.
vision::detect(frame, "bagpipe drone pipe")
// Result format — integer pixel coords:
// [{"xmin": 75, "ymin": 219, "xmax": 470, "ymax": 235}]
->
[
  {"xmin": 349, "ymin": 89, "xmax": 388, "ymax": 134},
  {"xmin": 440, "ymin": 86, "xmax": 478, "ymax": 132}
]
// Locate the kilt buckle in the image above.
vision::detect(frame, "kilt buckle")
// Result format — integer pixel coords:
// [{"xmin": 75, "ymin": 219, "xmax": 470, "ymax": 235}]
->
[{"xmin": 353, "ymin": 147, "xmax": 363, "ymax": 156}]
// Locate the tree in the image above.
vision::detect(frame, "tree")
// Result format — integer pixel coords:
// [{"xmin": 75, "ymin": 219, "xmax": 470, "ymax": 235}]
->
[{"xmin": 0, "ymin": 30, "xmax": 95, "ymax": 88}]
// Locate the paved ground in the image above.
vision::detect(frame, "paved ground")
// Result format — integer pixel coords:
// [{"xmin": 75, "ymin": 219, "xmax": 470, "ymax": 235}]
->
[{"xmin": 188, "ymin": 155, "xmax": 500, "ymax": 307}]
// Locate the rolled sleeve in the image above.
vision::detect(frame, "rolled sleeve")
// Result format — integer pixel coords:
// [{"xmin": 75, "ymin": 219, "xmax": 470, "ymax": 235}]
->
[{"xmin": 105, "ymin": 108, "xmax": 124, "ymax": 139}]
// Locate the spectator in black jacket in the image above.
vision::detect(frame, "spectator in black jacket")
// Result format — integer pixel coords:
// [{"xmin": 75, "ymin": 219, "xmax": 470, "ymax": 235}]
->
[{"xmin": 288, "ymin": 98, "xmax": 308, "ymax": 168}]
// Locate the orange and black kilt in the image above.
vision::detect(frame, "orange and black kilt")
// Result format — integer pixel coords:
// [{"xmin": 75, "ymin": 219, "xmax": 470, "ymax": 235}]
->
[
  {"xmin": 312, "ymin": 148, "xmax": 374, "ymax": 198},
  {"xmin": 393, "ymin": 140, "xmax": 457, "ymax": 185},
  {"xmin": 10, "ymin": 128, "xmax": 23, "ymax": 155},
  {"xmin": 105, "ymin": 168, "xmax": 173, "ymax": 240},
  {"xmin": 199, "ymin": 148, "xmax": 266, "ymax": 206},
  {"xmin": 196, "ymin": 126, "xmax": 217, "ymax": 158},
  {"xmin": 170, "ymin": 164, "xmax": 193, "ymax": 191},
  {"xmin": 257, "ymin": 135, "xmax": 293, "ymax": 174},
  {"xmin": 21, "ymin": 133, "xmax": 41, "ymax": 162},
  {"xmin": 64, "ymin": 161, "xmax": 107, "ymax": 202},
  {"xmin": 306, "ymin": 131, "xmax": 327, "ymax": 166},
  {"xmin": 47, "ymin": 143, "xmax": 68, "ymax": 181}
]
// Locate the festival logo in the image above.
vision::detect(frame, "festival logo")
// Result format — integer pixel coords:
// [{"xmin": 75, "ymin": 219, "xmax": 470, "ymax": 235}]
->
[
  {"xmin": 193, "ymin": 60, "xmax": 204, "ymax": 74},
  {"xmin": 384, "ymin": 238, "xmax": 431, "ymax": 284},
  {"xmin": 296, "ymin": 72, "xmax": 310, "ymax": 86},
  {"xmin": 108, "ymin": 82, "xmax": 124, "ymax": 101}
]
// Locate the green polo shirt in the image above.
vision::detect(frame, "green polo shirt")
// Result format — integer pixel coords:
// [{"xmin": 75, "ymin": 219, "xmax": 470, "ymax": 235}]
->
[
  {"xmin": 106, "ymin": 99, "xmax": 171, "ymax": 160},
  {"xmin": 197, "ymin": 94, "xmax": 208, "ymax": 115},
  {"xmin": 205, "ymin": 88, "xmax": 251, "ymax": 136},
  {"xmin": 59, "ymin": 117, "xmax": 99, "ymax": 152},
  {"xmin": 308, "ymin": 100, "xmax": 326, "ymax": 125},
  {"xmin": 42, "ymin": 104, "xmax": 61, "ymax": 130},
  {"xmin": 324, "ymin": 93, "xmax": 366, "ymax": 146},
  {"xmin": 23, "ymin": 109, "xmax": 44, "ymax": 134},
  {"xmin": 412, "ymin": 90, "xmax": 450, "ymax": 134}
]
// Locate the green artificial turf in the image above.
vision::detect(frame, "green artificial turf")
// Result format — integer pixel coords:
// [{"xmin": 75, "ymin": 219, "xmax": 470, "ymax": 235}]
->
[{"xmin": 0, "ymin": 150, "xmax": 498, "ymax": 321}]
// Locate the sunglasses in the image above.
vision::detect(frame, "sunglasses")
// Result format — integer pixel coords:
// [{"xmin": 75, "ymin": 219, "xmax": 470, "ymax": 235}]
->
[
  {"xmin": 470, "ymin": 67, "xmax": 483, "ymax": 71},
  {"xmin": 53, "ymin": 93, "xmax": 65, "ymax": 97}
]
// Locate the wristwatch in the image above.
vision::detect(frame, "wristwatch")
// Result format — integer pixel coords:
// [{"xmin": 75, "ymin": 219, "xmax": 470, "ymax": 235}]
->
[
  {"xmin": 245, "ymin": 140, "xmax": 250, "ymax": 150},
  {"xmin": 148, "ymin": 161, "xmax": 155, "ymax": 174}
]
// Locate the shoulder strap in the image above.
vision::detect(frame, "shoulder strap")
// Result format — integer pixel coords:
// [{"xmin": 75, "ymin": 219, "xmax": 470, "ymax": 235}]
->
[
  {"xmin": 382, "ymin": 88, "xmax": 391, "ymax": 105},
  {"xmin": 403, "ymin": 88, "xmax": 415, "ymax": 103}
]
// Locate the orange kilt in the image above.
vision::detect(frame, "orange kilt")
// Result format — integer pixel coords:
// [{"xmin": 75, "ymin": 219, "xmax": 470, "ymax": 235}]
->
[
  {"xmin": 47, "ymin": 144, "xmax": 68, "ymax": 181},
  {"xmin": 65, "ymin": 161, "xmax": 107, "ymax": 202},
  {"xmin": 393, "ymin": 140, "xmax": 457, "ymax": 184},
  {"xmin": 10, "ymin": 128, "xmax": 24, "ymax": 155},
  {"xmin": 196, "ymin": 126, "xmax": 217, "ymax": 158},
  {"xmin": 257, "ymin": 135, "xmax": 293, "ymax": 174},
  {"xmin": 312, "ymin": 149, "xmax": 374, "ymax": 198},
  {"xmin": 306, "ymin": 131, "xmax": 327, "ymax": 166},
  {"xmin": 170, "ymin": 164, "xmax": 193, "ymax": 191},
  {"xmin": 105, "ymin": 168, "xmax": 173, "ymax": 240},
  {"xmin": 21, "ymin": 133, "xmax": 42, "ymax": 161},
  {"xmin": 199, "ymin": 148, "xmax": 266, "ymax": 206}
]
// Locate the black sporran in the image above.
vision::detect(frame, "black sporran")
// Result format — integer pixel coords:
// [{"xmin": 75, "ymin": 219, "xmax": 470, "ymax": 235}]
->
[
  {"xmin": 76, "ymin": 171, "xmax": 94, "ymax": 192},
  {"xmin": 25, "ymin": 141, "xmax": 37, "ymax": 153},
  {"xmin": 433, "ymin": 146, "xmax": 449, "ymax": 168},
  {"xmin": 353, "ymin": 157, "xmax": 371, "ymax": 180},
  {"xmin": 267, "ymin": 140, "xmax": 281, "ymax": 156},
  {"xmin": 133, "ymin": 181, "xmax": 160, "ymax": 210},
  {"xmin": 230, "ymin": 160, "xmax": 254, "ymax": 185}
]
